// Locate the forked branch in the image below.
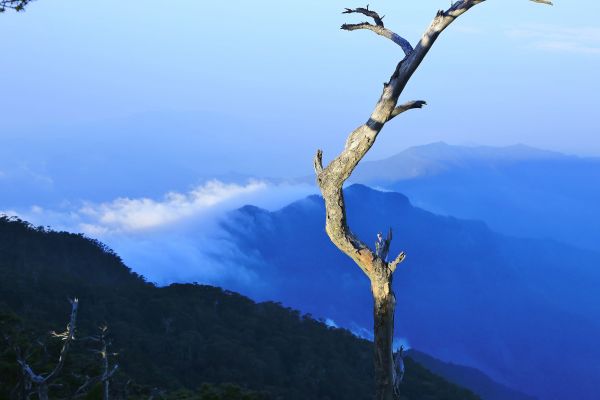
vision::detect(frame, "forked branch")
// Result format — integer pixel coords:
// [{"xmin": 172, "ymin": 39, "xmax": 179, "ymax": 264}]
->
[
  {"xmin": 313, "ymin": 149, "xmax": 323, "ymax": 175},
  {"xmin": 316, "ymin": 0, "xmax": 551, "ymax": 279},
  {"xmin": 16, "ymin": 299, "xmax": 79, "ymax": 400},
  {"xmin": 343, "ymin": 6, "xmax": 384, "ymax": 26},
  {"xmin": 389, "ymin": 252, "xmax": 406, "ymax": 273},
  {"xmin": 388, "ymin": 100, "xmax": 427, "ymax": 122},
  {"xmin": 315, "ymin": 2, "xmax": 553, "ymax": 399},
  {"xmin": 342, "ymin": 6, "xmax": 413, "ymax": 56}
]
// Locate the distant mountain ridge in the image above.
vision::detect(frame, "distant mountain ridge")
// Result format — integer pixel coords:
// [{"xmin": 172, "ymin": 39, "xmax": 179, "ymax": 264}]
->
[
  {"xmin": 407, "ymin": 350, "xmax": 536, "ymax": 400},
  {"xmin": 221, "ymin": 184, "xmax": 600, "ymax": 400},
  {"xmin": 353, "ymin": 142, "xmax": 571, "ymax": 182},
  {"xmin": 351, "ymin": 142, "xmax": 600, "ymax": 250}
]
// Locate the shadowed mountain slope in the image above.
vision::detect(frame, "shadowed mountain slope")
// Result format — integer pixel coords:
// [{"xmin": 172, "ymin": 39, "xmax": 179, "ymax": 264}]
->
[
  {"xmin": 407, "ymin": 350, "xmax": 536, "ymax": 400},
  {"xmin": 221, "ymin": 184, "xmax": 600, "ymax": 400}
]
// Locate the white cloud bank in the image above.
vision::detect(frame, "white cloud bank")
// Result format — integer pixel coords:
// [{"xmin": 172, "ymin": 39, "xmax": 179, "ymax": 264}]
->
[
  {"xmin": 1, "ymin": 179, "xmax": 317, "ymax": 293},
  {"xmin": 507, "ymin": 24, "xmax": 600, "ymax": 54},
  {"xmin": 78, "ymin": 180, "xmax": 269, "ymax": 235}
]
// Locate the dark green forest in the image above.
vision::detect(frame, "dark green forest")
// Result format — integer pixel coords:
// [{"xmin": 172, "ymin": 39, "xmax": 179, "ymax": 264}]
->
[{"xmin": 0, "ymin": 216, "xmax": 479, "ymax": 399}]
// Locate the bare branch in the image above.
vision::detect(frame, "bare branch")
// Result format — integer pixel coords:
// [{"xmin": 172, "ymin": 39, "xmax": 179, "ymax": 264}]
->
[
  {"xmin": 16, "ymin": 358, "xmax": 45, "ymax": 384},
  {"xmin": 375, "ymin": 228, "xmax": 394, "ymax": 261},
  {"xmin": 387, "ymin": 100, "xmax": 427, "ymax": 121},
  {"xmin": 341, "ymin": 6, "xmax": 414, "ymax": 55},
  {"xmin": 318, "ymin": 2, "xmax": 502, "ymax": 279},
  {"xmin": 74, "ymin": 375, "xmax": 99, "ymax": 398},
  {"xmin": 313, "ymin": 149, "xmax": 323, "ymax": 175},
  {"xmin": 106, "ymin": 364, "xmax": 119, "ymax": 380},
  {"xmin": 17, "ymin": 299, "xmax": 79, "ymax": 385},
  {"xmin": 343, "ymin": 6, "xmax": 384, "ymax": 27},
  {"xmin": 341, "ymin": 23, "xmax": 414, "ymax": 56},
  {"xmin": 16, "ymin": 299, "xmax": 79, "ymax": 400},
  {"xmin": 389, "ymin": 252, "xmax": 406, "ymax": 273},
  {"xmin": 45, "ymin": 298, "xmax": 78, "ymax": 382},
  {"xmin": 393, "ymin": 346, "xmax": 406, "ymax": 396}
]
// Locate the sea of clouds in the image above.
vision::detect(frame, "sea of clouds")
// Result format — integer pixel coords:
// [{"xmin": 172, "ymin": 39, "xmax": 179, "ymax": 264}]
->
[{"xmin": 2, "ymin": 179, "xmax": 317, "ymax": 297}]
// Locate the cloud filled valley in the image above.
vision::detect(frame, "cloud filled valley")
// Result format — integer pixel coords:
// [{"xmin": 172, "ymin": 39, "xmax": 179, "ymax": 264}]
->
[{"xmin": 2, "ymin": 179, "xmax": 316, "ymax": 293}]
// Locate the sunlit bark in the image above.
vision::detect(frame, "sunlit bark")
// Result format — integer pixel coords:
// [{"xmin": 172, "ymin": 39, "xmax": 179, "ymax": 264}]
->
[{"xmin": 313, "ymin": 1, "xmax": 551, "ymax": 399}]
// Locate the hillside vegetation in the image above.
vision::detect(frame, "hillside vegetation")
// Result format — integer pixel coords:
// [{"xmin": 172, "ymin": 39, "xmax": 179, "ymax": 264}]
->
[{"xmin": 0, "ymin": 216, "xmax": 479, "ymax": 400}]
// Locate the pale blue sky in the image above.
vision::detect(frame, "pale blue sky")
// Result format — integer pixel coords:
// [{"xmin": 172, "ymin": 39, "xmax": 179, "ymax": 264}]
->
[{"xmin": 1, "ymin": 0, "xmax": 599, "ymax": 178}]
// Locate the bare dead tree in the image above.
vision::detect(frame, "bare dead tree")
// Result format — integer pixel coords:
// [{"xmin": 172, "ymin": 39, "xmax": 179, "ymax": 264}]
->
[
  {"xmin": 313, "ymin": 1, "xmax": 552, "ymax": 399},
  {"xmin": 75, "ymin": 325, "xmax": 119, "ymax": 400},
  {"xmin": 15, "ymin": 298, "xmax": 78, "ymax": 400},
  {"xmin": 94, "ymin": 325, "xmax": 118, "ymax": 400}
]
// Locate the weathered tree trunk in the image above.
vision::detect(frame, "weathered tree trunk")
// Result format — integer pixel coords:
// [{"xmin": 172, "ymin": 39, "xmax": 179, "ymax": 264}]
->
[
  {"xmin": 314, "ymin": 2, "xmax": 551, "ymax": 399},
  {"xmin": 371, "ymin": 265, "xmax": 396, "ymax": 400},
  {"xmin": 103, "ymin": 352, "xmax": 110, "ymax": 400},
  {"xmin": 97, "ymin": 325, "xmax": 117, "ymax": 400}
]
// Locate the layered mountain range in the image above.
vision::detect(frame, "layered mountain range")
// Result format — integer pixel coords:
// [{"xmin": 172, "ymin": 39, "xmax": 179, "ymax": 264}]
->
[
  {"xmin": 353, "ymin": 142, "xmax": 600, "ymax": 250},
  {"xmin": 221, "ymin": 184, "xmax": 600, "ymax": 400}
]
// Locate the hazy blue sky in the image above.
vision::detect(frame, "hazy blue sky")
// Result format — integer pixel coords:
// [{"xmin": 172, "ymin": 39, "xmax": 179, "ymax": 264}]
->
[
  {"xmin": 1, "ymin": 0, "xmax": 599, "ymax": 288},
  {"xmin": 1, "ymin": 0, "xmax": 599, "ymax": 179}
]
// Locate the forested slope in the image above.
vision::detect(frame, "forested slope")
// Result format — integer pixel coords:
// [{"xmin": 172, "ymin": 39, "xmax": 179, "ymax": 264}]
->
[{"xmin": 0, "ymin": 216, "xmax": 478, "ymax": 400}]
